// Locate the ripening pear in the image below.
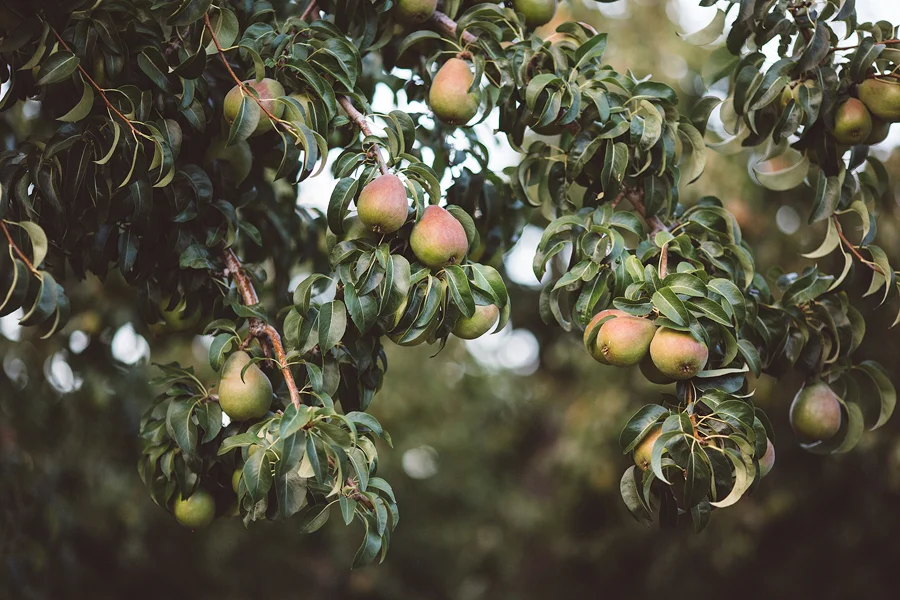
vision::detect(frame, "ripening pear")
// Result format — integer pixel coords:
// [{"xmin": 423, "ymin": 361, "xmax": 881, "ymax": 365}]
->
[
  {"xmin": 173, "ymin": 489, "xmax": 216, "ymax": 529},
  {"xmin": 832, "ymin": 98, "xmax": 872, "ymax": 145},
  {"xmin": 223, "ymin": 78, "xmax": 286, "ymax": 136},
  {"xmin": 218, "ymin": 351, "xmax": 273, "ymax": 421},
  {"xmin": 158, "ymin": 296, "xmax": 201, "ymax": 333},
  {"xmin": 356, "ymin": 174, "xmax": 409, "ymax": 234},
  {"xmin": 789, "ymin": 381, "xmax": 842, "ymax": 443},
  {"xmin": 231, "ymin": 468, "xmax": 243, "ymax": 494},
  {"xmin": 514, "ymin": 0, "xmax": 557, "ymax": 28},
  {"xmin": 394, "ymin": 0, "xmax": 437, "ymax": 25},
  {"xmin": 639, "ymin": 355, "xmax": 674, "ymax": 385},
  {"xmin": 429, "ymin": 58, "xmax": 480, "ymax": 126},
  {"xmin": 858, "ymin": 77, "xmax": 900, "ymax": 122},
  {"xmin": 410, "ymin": 205, "xmax": 468, "ymax": 269},
  {"xmin": 453, "ymin": 304, "xmax": 500, "ymax": 339},
  {"xmin": 759, "ymin": 438, "xmax": 775, "ymax": 477},
  {"xmin": 633, "ymin": 426, "xmax": 662, "ymax": 471},
  {"xmin": 866, "ymin": 116, "xmax": 892, "ymax": 144},
  {"xmin": 649, "ymin": 328, "xmax": 708, "ymax": 380},
  {"xmin": 583, "ymin": 309, "xmax": 628, "ymax": 364},
  {"xmin": 204, "ymin": 135, "xmax": 253, "ymax": 185},
  {"xmin": 596, "ymin": 316, "xmax": 657, "ymax": 367}
]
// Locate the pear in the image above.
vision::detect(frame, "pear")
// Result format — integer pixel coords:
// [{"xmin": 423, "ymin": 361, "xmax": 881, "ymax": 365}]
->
[
  {"xmin": 356, "ymin": 174, "xmax": 409, "ymax": 234},
  {"xmin": 173, "ymin": 489, "xmax": 216, "ymax": 529},
  {"xmin": 453, "ymin": 304, "xmax": 500, "ymax": 339},
  {"xmin": 204, "ymin": 135, "xmax": 253, "ymax": 185},
  {"xmin": 866, "ymin": 116, "xmax": 892, "ymax": 144},
  {"xmin": 429, "ymin": 58, "xmax": 480, "ymax": 126},
  {"xmin": 649, "ymin": 328, "xmax": 708, "ymax": 380},
  {"xmin": 759, "ymin": 438, "xmax": 775, "ymax": 477},
  {"xmin": 858, "ymin": 77, "xmax": 900, "ymax": 122},
  {"xmin": 394, "ymin": 0, "xmax": 437, "ymax": 25},
  {"xmin": 832, "ymin": 98, "xmax": 872, "ymax": 145},
  {"xmin": 409, "ymin": 205, "xmax": 468, "ymax": 269},
  {"xmin": 583, "ymin": 309, "xmax": 628, "ymax": 364},
  {"xmin": 223, "ymin": 78, "xmax": 286, "ymax": 136},
  {"xmin": 158, "ymin": 296, "xmax": 201, "ymax": 333},
  {"xmin": 790, "ymin": 381, "xmax": 841, "ymax": 443},
  {"xmin": 231, "ymin": 468, "xmax": 243, "ymax": 494},
  {"xmin": 633, "ymin": 426, "xmax": 662, "ymax": 471},
  {"xmin": 596, "ymin": 316, "xmax": 657, "ymax": 367},
  {"xmin": 513, "ymin": 0, "xmax": 557, "ymax": 28},
  {"xmin": 639, "ymin": 355, "xmax": 674, "ymax": 385},
  {"xmin": 218, "ymin": 351, "xmax": 273, "ymax": 421}
]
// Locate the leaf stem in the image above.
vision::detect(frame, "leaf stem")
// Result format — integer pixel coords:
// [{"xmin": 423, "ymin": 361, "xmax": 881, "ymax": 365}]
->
[
  {"xmin": 833, "ymin": 216, "xmax": 880, "ymax": 274},
  {"xmin": 0, "ymin": 220, "xmax": 40, "ymax": 276},
  {"xmin": 337, "ymin": 96, "xmax": 389, "ymax": 175}
]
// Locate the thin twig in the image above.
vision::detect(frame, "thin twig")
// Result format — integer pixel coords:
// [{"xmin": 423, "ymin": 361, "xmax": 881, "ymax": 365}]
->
[
  {"xmin": 833, "ymin": 216, "xmax": 880, "ymax": 274},
  {"xmin": 337, "ymin": 95, "xmax": 389, "ymax": 175},
  {"xmin": 659, "ymin": 244, "xmax": 669, "ymax": 278},
  {"xmin": 1, "ymin": 221, "xmax": 40, "ymax": 275},
  {"xmin": 830, "ymin": 39, "xmax": 900, "ymax": 53},
  {"xmin": 222, "ymin": 249, "xmax": 302, "ymax": 409},
  {"xmin": 428, "ymin": 11, "xmax": 479, "ymax": 46},
  {"xmin": 300, "ymin": 0, "xmax": 319, "ymax": 22}
]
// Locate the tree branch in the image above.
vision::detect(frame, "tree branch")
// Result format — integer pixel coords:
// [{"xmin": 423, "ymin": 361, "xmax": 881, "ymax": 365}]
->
[
  {"xmin": 1, "ymin": 221, "xmax": 40, "ymax": 276},
  {"xmin": 428, "ymin": 11, "xmax": 479, "ymax": 46},
  {"xmin": 337, "ymin": 95, "xmax": 389, "ymax": 175},
  {"xmin": 222, "ymin": 249, "xmax": 302, "ymax": 409},
  {"xmin": 625, "ymin": 186, "xmax": 668, "ymax": 235},
  {"xmin": 300, "ymin": 0, "xmax": 319, "ymax": 22}
]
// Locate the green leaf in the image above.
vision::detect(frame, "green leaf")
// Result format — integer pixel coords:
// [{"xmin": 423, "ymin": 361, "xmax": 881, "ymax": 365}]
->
[
  {"xmin": 318, "ymin": 300, "xmax": 347, "ymax": 353},
  {"xmin": 709, "ymin": 448, "xmax": 753, "ymax": 508},
  {"xmin": 652, "ymin": 288, "xmax": 690, "ymax": 326},
  {"xmin": 854, "ymin": 361, "xmax": 896, "ymax": 430},
  {"xmin": 445, "ymin": 265, "xmax": 475, "ymax": 318},
  {"xmin": 619, "ymin": 404, "xmax": 668, "ymax": 453},
  {"xmin": 57, "ymin": 78, "xmax": 95, "ymax": 122},
  {"xmin": 165, "ymin": 399, "xmax": 198, "ymax": 458},
  {"xmin": 683, "ymin": 447, "xmax": 711, "ymax": 508},
  {"xmin": 227, "ymin": 95, "xmax": 261, "ymax": 146},
  {"xmin": 242, "ymin": 444, "xmax": 273, "ymax": 503},
  {"xmin": 619, "ymin": 466, "xmax": 652, "ymax": 525},
  {"xmin": 35, "ymin": 51, "xmax": 79, "ymax": 86},
  {"xmin": 13, "ymin": 222, "xmax": 48, "ymax": 269}
]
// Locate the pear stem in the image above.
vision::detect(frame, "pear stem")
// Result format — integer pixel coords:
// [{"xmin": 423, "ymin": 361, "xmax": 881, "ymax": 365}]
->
[
  {"xmin": 222, "ymin": 249, "xmax": 302, "ymax": 409},
  {"xmin": 428, "ymin": 11, "xmax": 479, "ymax": 46},
  {"xmin": 338, "ymin": 95, "xmax": 389, "ymax": 175}
]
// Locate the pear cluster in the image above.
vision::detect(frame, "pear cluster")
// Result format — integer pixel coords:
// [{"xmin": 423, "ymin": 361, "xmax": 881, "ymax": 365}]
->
[
  {"xmin": 584, "ymin": 311, "xmax": 708, "ymax": 383},
  {"xmin": 822, "ymin": 77, "xmax": 900, "ymax": 146}
]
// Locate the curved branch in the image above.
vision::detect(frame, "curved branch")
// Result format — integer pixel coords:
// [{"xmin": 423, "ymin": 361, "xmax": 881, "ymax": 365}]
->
[
  {"xmin": 428, "ymin": 11, "xmax": 479, "ymax": 46},
  {"xmin": 338, "ymin": 96, "xmax": 389, "ymax": 175}
]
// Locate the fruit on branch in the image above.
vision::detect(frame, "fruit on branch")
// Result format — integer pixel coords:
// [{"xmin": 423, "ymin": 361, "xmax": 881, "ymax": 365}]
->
[
  {"xmin": 858, "ymin": 78, "xmax": 900, "ymax": 122},
  {"xmin": 596, "ymin": 316, "xmax": 657, "ymax": 367},
  {"xmin": 513, "ymin": 0, "xmax": 557, "ymax": 28},
  {"xmin": 231, "ymin": 468, "xmax": 243, "ymax": 494},
  {"xmin": 633, "ymin": 426, "xmax": 662, "ymax": 471},
  {"xmin": 649, "ymin": 328, "xmax": 708, "ymax": 380},
  {"xmin": 759, "ymin": 438, "xmax": 775, "ymax": 477},
  {"xmin": 158, "ymin": 296, "xmax": 202, "ymax": 333},
  {"xmin": 583, "ymin": 309, "xmax": 628, "ymax": 364},
  {"xmin": 394, "ymin": 0, "xmax": 437, "ymax": 25},
  {"xmin": 217, "ymin": 351, "xmax": 274, "ymax": 421},
  {"xmin": 639, "ymin": 355, "xmax": 674, "ymax": 385},
  {"xmin": 173, "ymin": 489, "xmax": 216, "ymax": 529},
  {"xmin": 410, "ymin": 205, "xmax": 468, "ymax": 269},
  {"xmin": 453, "ymin": 304, "xmax": 500, "ymax": 339},
  {"xmin": 223, "ymin": 78, "xmax": 286, "ymax": 136},
  {"xmin": 356, "ymin": 174, "xmax": 409, "ymax": 234},
  {"xmin": 866, "ymin": 117, "xmax": 892, "ymax": 144},
  {"xmin": 789, "ymin": 381, "xmax": 842, "ymax": 443},
  {"xmin": 204, "ymin": 136, "xmax": 253, "ymax": 185},
  {"xmin": 831, "ymin": 98, "xmax": 872, "ymax": 145},
  {"xmin": 429, "ymin": 58, "xmax": 480, "ymax": 126}
]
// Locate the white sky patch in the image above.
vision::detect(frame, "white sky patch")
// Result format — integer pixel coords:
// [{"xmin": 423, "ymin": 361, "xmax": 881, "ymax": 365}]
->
[{"xmin": 111, "ymin": 323, "xmax": 150, "ymax": 365}]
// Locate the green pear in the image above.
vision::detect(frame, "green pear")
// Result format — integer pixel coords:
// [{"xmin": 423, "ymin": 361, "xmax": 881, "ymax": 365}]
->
[
  {"xmin": 649, "ymin": 328, "xmax": 708, "ymax": 380},
  {"xmin": 429, "ymin": 58, "xmax": 480, "ymax": 126},
  {"xmin": 223, "ymin": 78, "xmax": 286, "ymax": 136},
  {"xmin": 356, "ymin": 174, "xmax": 409, "ymax": 234},
  {"xmin": 514, "ymin": 0, "xmax": 557, "ymax": 28},
  {"xmin": 409, "ymin": 205, "xmax": 468, "ymax": 269},
  {"xmin": 394, "ymin": 0, "xmax": 437, "ymax": 25},
  {"xmin": 858, "ymin": 77, "xmax": 900, "ymax": 122},
  {"xmin": 453, "ymin": 304, "xmax": 500, "ymax": 339},
  {"xmin": 583, "ymin": 309, "xmax": 628, "ymax": 364},
  {"xmin": 158, "ymin": 296, "xmax": 201, "ymax": 333},
  {"xmin": 218, "ymin": 351, "xmax": 273, "ymax": 421},
  {"xmin": 173, "ymin": 489, "xmax": 216, "ymax": 529},
  {"xmin": 832, "ymin": 98, "xmax": 872, "ymax": 145},
  {"xmin": 204, "ymin": 135, "xmax": 253, "ymax": 185},
  {"xmin": 231, "ymin": 468, "xmax": 243, "ymax": 494},
  {"xmin": 866, "ymin": 116, "xmax": 891, "ymax": 144},
  {"xmin": 596, "ymin": 316, "xmax": 657, "ymax": 367},
  {"xmin": 759, "ymin": 438, "xmax": 775, "ymax": 477},
  {"xmin": 633, "ymin": 426, "xmax": 662, "ymax": 471},
  {"xmin": 790, "ymin": 381, "xmax": 841, "ymax": 443}
]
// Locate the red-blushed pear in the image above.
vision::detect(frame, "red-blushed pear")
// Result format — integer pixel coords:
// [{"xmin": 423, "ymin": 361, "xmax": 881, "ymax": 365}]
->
[
  {"xmin": 356, "ymin": 174, "xmax": 409, "ymax": 234},
  {"xmin": 596, "ymin": 316, "xmax": 657, "ymax": 367},
  {"xmin": 453, "ymin": 304, "xmax": 500, "ymax": 340},
  {"xmin": 832, "ymin": 98, "xmax": 872, "ymax": 145},
  {"xmin": 583, "ymin": 309, "xmax": 628, "ymax": 364},
  {"xmin": 633, "ymin": 426, "xmax": 662, "ymax": 471},
  {"xmin": 394, "ymin": 0, "xmax": 437, "ymax": 25},
  {"xmin": 759, "ymin": 438, "xmax": 775, "ymax": 477},
  {"xmin": 858, "ymin": 77, "xmax": 900, "ymax": 122},
  {"xmin": 649, "ymin": 328, "xmax": 708, "ymax": 380},
  {"xmin": 790, "ymin": 381, "xmax": 842, "ymax": 443},
  {"xmin": 174, "ymin": 489, "xmax": 216, "ymax": 529},
  {"xmin": 513, "ymin": 0, "xmax": 557, "ymax": 28},
  {"xmin": 223, "ymin": 78, "xmax": 286, "ymax": 136},
  {"xmin": 217, "ymin": 351, "xmax": 273, "ymax": 421},
  {"xmin": 429, "ymin": 58, "xmax": 480, "ymax": 126},
  {"xmin": 409, "ymin": 205, "xmax": 468, "ymax": 269}
]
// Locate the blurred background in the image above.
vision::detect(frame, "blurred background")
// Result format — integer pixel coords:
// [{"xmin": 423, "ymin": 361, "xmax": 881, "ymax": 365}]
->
[{"xmin": 4, "ymin": 1, "xmax": 900, "ymax": 598}]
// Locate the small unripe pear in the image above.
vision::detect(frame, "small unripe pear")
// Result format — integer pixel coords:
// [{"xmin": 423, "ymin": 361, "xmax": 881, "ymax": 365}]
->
[
  {"xmin": 173, "ymin": 489, "xmax": 216, "ymax": 529},
  {"xmin": 858, "ymin": 78, "xmax": 900, "ymax": 122},
  {"xmin": 759, "ymin": 438, "xmax": 775, "ymax": 477},
  {"xmin": 596, "ymin": 316, "xmax": 657, "ymax": 367},
  {"xmin": 158, "ymin": 296, "xmax": 201, "ymax": 333},
  {"xmin": 429, "ymin": 58, "xmax": 480, "ymax": 126},
  {"xmin": 634, "ymin": 426, "xmax": 662, "ymax": 471},
  {"xmin": 223, "ymin": 78, "xmax": 286, "ymax": 136},
  {"xmin": 513, "ymin": 0, "xmax": 557, "ymax": 28},
  {"xmin": 231, "ymin": 468, "xmax": 243, "ymax": 494},
  {"xmin": 218, "ymin": 351, "xmax": 273, "ymax": 421},
  {"xmin": 866, "ymin": 116, "xmax": 892, "ymax": 144},
  {"xmin": 394, "ymin": 0, "xmax": 437, "ymax": 25},
  {"xmin": 410, "ymin": 205, "xmax": 468, "ymax": 269},
  {"xmin": 356, "ymin": 174, "xmax": 409, "ymax": 234},
  {"xmin": 204, "ymin": 135, "xmax": 253, "ymax": 185},
  {"xmin": 649, "ymin": 328, "xmax": 708, "ymax": 380},
  {"xmin": 832, "ymin": 98, "xmax": 872, "ymax": 145},
  {"xmin": 790, "ymin": 381, "xmax": 841, "ymax": 443},
  {"xmin": 583, "ymin": 309, "xmax": 628, "ymax": 364},
  {"xmin": 453, "ymin": 304, "xmax": 500, "ymax": 339}
]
